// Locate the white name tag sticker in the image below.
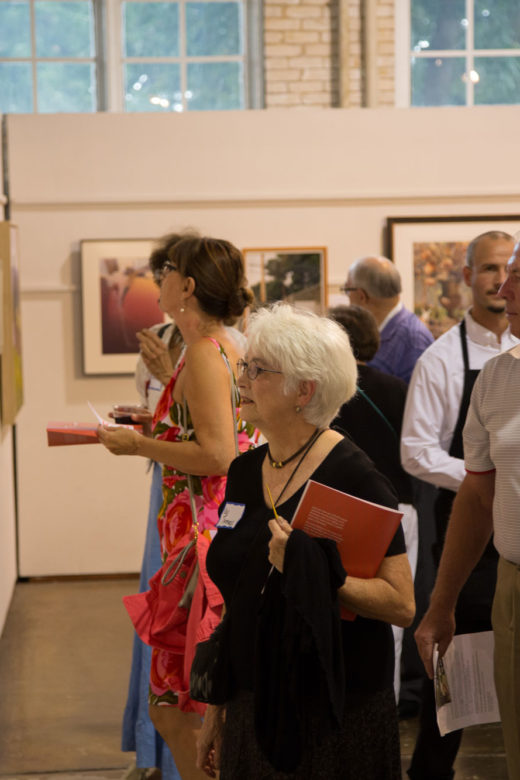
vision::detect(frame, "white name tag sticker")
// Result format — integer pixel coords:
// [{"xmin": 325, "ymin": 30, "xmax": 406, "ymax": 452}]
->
[{"xmin": 217, "ymin": 502, "xmax": 246, "ymax": 529}]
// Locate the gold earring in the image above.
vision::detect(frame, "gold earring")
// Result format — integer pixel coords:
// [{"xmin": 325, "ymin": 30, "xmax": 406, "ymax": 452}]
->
[
  {"xmin": 180, "ymin": 307, "xmax": 185, "ymax": 313},
  {"xmin": 295, "ymin": 405, "xmax": 301, "ymax": 413}
]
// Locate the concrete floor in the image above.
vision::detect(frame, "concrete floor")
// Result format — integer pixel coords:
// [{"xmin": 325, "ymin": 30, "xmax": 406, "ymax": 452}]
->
[{"xmin": 0, "ymin": 579, "xmax": 508, "ymax": 780}]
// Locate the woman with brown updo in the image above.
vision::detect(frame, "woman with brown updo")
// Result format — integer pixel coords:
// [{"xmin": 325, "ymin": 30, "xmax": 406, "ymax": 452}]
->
[{"xmin": 98, "ymin": 234, "xmax": 258, "ymax": 779}]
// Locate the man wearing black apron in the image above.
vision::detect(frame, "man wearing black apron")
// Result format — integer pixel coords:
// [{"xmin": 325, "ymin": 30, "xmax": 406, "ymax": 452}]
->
[
  {"xmin": 401, "ymin": 231, "xmax": 517, "ymax": 780},
  {"xmin": 408, "ymin": 321, "xmax": 499, "ymax": 780}
]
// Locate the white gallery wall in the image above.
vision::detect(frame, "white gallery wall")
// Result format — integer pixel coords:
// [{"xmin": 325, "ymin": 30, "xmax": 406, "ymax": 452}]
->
[
  {"xmin": 5, "ymin": 106, "xmax": 520, "ymax": 590},
  {"xmin": 0, "ymin": 137, "xmax": 18, "ymax": 631}
]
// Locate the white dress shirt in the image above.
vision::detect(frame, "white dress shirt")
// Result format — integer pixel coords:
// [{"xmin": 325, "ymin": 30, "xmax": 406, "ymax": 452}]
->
[{"xmin": 400, "ymin": 311, "xmax": 518, "ymax": 492}]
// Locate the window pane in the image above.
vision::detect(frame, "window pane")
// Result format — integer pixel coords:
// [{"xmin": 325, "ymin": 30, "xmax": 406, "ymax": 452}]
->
[
  {"xmin": 0, "ymin": 62, "xmax": 33, "ymax": 111},
  {"xmin": 475, "ymin": 0, "xmax": 520, "ymax": 49},
  {"xmin": 37, "ymin": 62, "xmax": 96, "ymax": 111},
  {"xmin": 411, "ymin": 57, "xmax": 466, "ymax": 105},
  {"xmin": 474, "ymin": 56, "xmax": 520, "ymax": 104},
  {"xmin": 0, "ymin": 1, "xmax": 31, "ymax": 57},
  {"xmin": 123, "ymin": 2, "xmax": 179, "ymax": 57},
  {"xmin": 186, "ymin": 2, "xmax": 241, "ymax": 56},
  {"xmin": 411, "ymin": 0, "xmax": 465, "ymax": 51},
  {"xmin": 187, "ymin": 61, "xmax": 242, "ymax": 109},
  {"xmin": 35, "ymin": 1, "xmax": 94, "ymax": 57},
  {"xmin": 124, "ymin": 63, "xmax": 181, "ymax": 111}
]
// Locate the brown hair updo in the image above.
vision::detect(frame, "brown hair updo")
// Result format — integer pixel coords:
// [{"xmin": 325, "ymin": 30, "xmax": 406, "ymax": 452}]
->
[{"xmin": 169, "ymin": 235, "xmax": 254, "ymax": 324}]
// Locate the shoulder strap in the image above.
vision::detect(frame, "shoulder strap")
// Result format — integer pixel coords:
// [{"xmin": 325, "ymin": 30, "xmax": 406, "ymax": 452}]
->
[
  {"xmin": 356, "ymin": 386, "xmax": 398, "ymax": 441},
  {"xmin": 206, "ymin": 339, "xmax": 240, "ymax": 458},
  {"xmin": 459, "ymin": 319, "xmax": 470, "ymax": 372}
]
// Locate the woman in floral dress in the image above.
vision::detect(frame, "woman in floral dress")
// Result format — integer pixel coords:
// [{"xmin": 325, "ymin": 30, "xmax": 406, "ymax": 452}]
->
[{"xmin": 98, "ymin": 234, "xmax": 257, "ymax": 780}]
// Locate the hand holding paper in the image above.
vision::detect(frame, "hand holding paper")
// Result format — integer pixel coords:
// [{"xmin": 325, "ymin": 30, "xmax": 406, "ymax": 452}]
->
[
  {"xmin": 47, "ymin": 402, "xmax": 143, "ymax": 447},
  {"xmin": 434, "ymin": 632, "xmax": 500, "ymax": 736},
  {"xmin": 97, "ymin": 422, "xmax": 141, "ymax": 456}
]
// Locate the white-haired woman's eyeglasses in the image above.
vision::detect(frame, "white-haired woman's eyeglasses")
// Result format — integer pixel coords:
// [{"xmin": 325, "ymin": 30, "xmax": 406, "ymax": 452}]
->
[{"xmin": 236, "ymin": 359, "xmax": 282, "ymax": 381}]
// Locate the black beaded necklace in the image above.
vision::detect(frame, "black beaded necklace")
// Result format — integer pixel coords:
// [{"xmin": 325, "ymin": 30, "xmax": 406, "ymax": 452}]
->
[{"xmin": 267, "ymin": 427, "xmax": 322, "ymax": 469}]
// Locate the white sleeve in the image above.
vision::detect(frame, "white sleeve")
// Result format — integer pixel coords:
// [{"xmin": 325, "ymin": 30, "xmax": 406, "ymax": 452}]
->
[
  {"xmin": 463, "ymin": 371, "xmax": 493, "ymax": 473},
  {"xmin": 400, "ymin": 353, "xmax": 466, "ymax": 491}
]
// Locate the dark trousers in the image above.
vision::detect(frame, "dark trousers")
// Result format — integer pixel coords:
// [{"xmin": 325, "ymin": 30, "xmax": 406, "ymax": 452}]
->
[
  {"xmin": 407, "ymin": 675, "xmax": 462, "ymax": 780},
  {"xmin": 407, "ymin": 556, "xmax": 496, "ymax": 780}
]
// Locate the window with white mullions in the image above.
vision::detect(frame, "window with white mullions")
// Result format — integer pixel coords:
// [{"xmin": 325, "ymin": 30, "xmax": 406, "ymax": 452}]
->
[
  {"xmin": 0, "ymin": 0, "xmax": 260, "ymax": 113},
  {"xmin": 121, "ymin": 0, "xmax": 247, "ymax": 112},
  {"xmin": 397, "ymin": 0, "xmax": 520, "ymax": 107},
  {"xmin": 0, "ymin": 0, "xmax": 98, "ymax": 112}
]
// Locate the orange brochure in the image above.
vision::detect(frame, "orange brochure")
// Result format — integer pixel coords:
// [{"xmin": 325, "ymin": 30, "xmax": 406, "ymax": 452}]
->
[
  {"xmin": 47, "ymin": 421, "xmax": 143, "ymax": 446},
  {"xmin": 47, "ymin": 422, "xmax": 100, "ymax": 446},
  {"xmin": 291, "ymin": 480, "xmax": 403, "ymax": 620}
]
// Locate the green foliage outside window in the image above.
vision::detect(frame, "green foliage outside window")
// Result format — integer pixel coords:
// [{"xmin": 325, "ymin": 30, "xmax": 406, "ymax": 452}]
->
[
  {"xmin": 35, "ymin": 1, "xmax": 94, "ymax": 57},
  {"xmin": 0, "ymin": 61, "xmax": 33, "ymax": 111},
  {"xmin": 123, "ymin": 2, "xmax": 179, "ymax": 57},
  {"xmin": 37, "ymin": 62, "xmax": 96, "ymax": 111},
  {"xmin": 474, "ymin": 56, "xmax": 520, "ymax": 104},
  {"xmin": 474, "ymin": 0, "xmax": 520, "ymax": 48},
  {"xmin": 0, "ymin": 1, "xmax": 31, "ymax": 57},
  {"xmin": 411, "ymin": 0, "xmax": 520, "ymax": 106},
  {"xmin": 186, "ymin": 2, "xmax": 241, "ymax": 56},
  {"xmin": 187, "ymin": 61, "xmax": 242, "ymax": 109},
  {"xmin": 124, "ymin": 62, "xmax": 181, "ymax": 111},
  {"xmin": 411, "ymin": 0, "xmax": 465, "ymax": 51}
]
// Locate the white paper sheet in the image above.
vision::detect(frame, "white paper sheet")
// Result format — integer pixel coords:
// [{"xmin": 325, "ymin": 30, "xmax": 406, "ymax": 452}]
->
[{"xmin": 434, "ymin": 631, "xmax": 500, "ymax": 736}]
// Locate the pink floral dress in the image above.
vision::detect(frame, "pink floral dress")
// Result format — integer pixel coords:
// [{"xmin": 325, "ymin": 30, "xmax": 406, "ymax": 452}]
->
[{"xmin": 148, "ymin": 338, "xmax": 258, "ymax": 709}]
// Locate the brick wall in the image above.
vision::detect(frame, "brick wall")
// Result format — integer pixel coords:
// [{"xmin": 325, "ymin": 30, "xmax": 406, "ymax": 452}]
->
[
  {"xmin": 263, "ymin": 0, "xmax": 340, "ymax": 107},
  {"xmin": 344, "ymin": 0, "xmax": 362, "ymax": 107},
  {"xmin": 376, "ymin": 0, "xmax": 395, "ymax": 107},
  {"xmin": 262, "ymin": 0, "xmax": 395, "ymax": 108}
]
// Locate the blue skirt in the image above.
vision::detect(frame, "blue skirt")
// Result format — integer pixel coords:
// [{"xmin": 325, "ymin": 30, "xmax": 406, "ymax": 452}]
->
[{"xmin": 121, "ymin": 461, "xmax": 181, "ymax": 778}]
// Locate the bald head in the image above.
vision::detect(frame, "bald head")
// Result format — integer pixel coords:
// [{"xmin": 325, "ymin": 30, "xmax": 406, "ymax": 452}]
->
[
  {"xmin": 348, "ymin": 255, "xmax": 402, "ymax": 299},
  {"xmin": 465, "ymin": 230, "xmax": 514, "ymax": 268}
]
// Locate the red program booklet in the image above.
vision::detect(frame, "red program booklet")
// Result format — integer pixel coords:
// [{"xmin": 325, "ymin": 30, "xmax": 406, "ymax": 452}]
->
[
  {"xmin": 291, "ymin": 479, "xmax": 403, "ymax": 620},
  {"xmin": 46, "ymin": 421, "xmax": 142, "ymax": 446},
  {"xmin": 46, "ymin": 422, "xmax": 100, "ymax": 446}
]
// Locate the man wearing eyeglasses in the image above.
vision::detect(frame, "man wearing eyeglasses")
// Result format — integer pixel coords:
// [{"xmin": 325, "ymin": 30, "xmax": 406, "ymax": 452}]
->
[{"xmin": 342, "ymin": 255, "xmax": 433, "ymax": 384}]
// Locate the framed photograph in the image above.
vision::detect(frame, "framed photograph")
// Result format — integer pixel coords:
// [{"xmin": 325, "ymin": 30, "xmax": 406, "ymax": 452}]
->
[
  {"xmin": 243, "ymin": 247, "xmax": 328, "ymax": 313},
  {"xmin": 81, "ymin": 239, "xmax": 167, "ymax": 375},
  {"xmin": 387, "ymin": 216, "xmax": 520, "ymax": 338},
  {"xmin": 0, "ymin": 222, "xmax": 24, "ymax": 425}
]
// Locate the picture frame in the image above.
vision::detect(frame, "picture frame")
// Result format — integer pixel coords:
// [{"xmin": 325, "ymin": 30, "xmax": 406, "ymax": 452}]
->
[
  {"xmin": 243, "ymin": 246, "xmax": 328, "ymax": 313},
  {"xmin": 81, "ymin": 239, "xmax": 166, "ymax": 375},
  {"xmin": 0, "ymin": 222, "xmax": 24, "ymax": 425},
  {"xmin": 387, "ymin": 216, "xmax": 520, "ymax": 338}
]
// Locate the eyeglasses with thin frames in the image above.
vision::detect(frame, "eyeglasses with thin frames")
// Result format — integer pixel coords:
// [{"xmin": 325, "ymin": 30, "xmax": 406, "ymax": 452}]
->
[
  {"xmin": 154, "ymin": 260, "xmax": 178, "ymax": 285},
  {"xmin": 237, "ymin": 359, "xmax": 282, "ymax": 381},
  {"xmin": 339, "ymin": 285, "xmax": 359, "ymax": 294}
]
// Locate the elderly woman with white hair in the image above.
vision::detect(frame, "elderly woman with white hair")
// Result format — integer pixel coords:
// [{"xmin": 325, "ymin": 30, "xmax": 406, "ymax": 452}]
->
[{"xmin": 196, "ymin": 303, "xmax": 415, "ymax": 780}]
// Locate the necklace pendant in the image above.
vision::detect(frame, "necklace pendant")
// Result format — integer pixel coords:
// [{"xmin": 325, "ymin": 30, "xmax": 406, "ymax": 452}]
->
[{"xmin": 271, "ymin": 460, "xmax": 283, "ymax": 469}]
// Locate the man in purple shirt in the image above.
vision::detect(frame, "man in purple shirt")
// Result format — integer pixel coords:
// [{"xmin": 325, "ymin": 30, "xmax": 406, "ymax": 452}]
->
[{"xmin": 344, "ymin": 255, "xmax": 433, "ymax": 384}]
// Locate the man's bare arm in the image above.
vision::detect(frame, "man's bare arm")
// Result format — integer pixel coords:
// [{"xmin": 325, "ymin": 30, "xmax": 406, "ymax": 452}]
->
[{"xmin": 415, "ymin": 471, "xmax": 495, "ymax": 678}]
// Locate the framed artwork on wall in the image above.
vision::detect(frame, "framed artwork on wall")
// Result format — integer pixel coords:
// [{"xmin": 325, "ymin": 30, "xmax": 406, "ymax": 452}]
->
[
  {"xmin": 81, "ymin": 239, "xmax": 167, "ymax": 375},
  {"xmin": 243, "ymin": 247, "xmax": 328, "ymax": 313},
  {"xmin": 0, "ymin": 222, "xmax": 24, "ymax": 426},
  {"xmin": 387, "ymin": 216, "xmax": 520, "ymax": 338}
]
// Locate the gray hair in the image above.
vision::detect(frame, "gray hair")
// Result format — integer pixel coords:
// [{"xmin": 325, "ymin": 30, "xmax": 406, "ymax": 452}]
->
[
  {"xmin": 349, "ymin": 255, "xmax": 401, "ymax": 299},
  {"xmin": 465, "ymin": 231, "xmax": 514, "ymax": 268},
  {"xmin": 246, "ymin": 303, "xmax": 357, "ymax": 428}
]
